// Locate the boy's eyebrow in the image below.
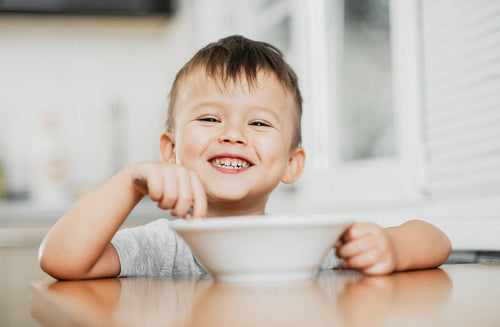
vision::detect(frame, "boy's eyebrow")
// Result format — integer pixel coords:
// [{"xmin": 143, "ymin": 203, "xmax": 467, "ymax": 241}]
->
[
  {"xmin": 250, "ymin": 106, "xmax": 280, "ymax": 121},
  {"xmin": 192, "ymin": 102, "xmax": 280, "ymax": 121},
  {"xmin": 192, "ymin": 101, "xmax": 224, "ymax": 111}
]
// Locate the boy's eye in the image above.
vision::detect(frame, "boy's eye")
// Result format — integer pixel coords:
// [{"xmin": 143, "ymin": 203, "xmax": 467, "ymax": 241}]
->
[
  {"xmin": 198, "ymin": 117, "xmax": 220, "ymax": 123},
  {"xmin": 250, "ymin": 120, "xmax": 271, "ymax": 127}
]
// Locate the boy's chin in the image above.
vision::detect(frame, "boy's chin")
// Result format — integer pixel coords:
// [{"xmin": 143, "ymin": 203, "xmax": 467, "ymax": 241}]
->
[
  {"xmin": 206, "ymin": 186, "xmax": 266, "ymax": 205},
  {"xmin": 207, "ymin": 190, "xmax": 249, "ymax": 203}
]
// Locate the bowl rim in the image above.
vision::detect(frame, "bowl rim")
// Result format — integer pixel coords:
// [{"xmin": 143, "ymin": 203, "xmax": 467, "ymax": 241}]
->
[{"xmin": 168, "ymin": 214, "xmax": 354, "ymax": 231}]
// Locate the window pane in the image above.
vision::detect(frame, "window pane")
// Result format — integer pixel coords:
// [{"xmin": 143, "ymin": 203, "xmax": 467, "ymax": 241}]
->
[{"xmin": 339, "ymin": 0, "xmax": 395, "ymax": 161}]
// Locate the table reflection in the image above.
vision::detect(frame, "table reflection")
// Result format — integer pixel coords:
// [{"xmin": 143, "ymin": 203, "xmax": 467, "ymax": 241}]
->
[
  {"xmin": 31, "ymin": 268, "xmax": 454, "ymax": 327},
  {"xmin": 334, "ymin": 268, "xmax": 453, "ymax": 326},
  {"xmin": 184, "ymin": 279, "xmax": 340, "ymax": 327}
]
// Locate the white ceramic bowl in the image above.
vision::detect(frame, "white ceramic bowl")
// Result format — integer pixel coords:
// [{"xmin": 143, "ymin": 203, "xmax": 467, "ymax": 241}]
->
[{"xmin": 168, "ymin": 214, "xmax": 352, "ymax": 283}]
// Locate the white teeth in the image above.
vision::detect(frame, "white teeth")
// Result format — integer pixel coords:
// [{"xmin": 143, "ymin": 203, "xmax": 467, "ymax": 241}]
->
[{"xmin": 211, "ymin": 158, "xmax": 250, "ymax": 169}]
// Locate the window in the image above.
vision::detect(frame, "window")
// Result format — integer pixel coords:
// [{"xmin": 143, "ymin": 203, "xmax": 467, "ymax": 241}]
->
[
  {"xmin": 280, "ymin": 0, "xmax": 424, "ymax": 210},
  {"xmin": 339, "ymin": 0, "xmax": 395, "ymax": 161}
]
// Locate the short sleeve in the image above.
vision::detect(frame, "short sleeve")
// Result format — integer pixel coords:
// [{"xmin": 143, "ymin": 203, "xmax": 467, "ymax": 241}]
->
[{"xmin": 111, "ymin": 219, "xmax": 208, "ymax": 277}]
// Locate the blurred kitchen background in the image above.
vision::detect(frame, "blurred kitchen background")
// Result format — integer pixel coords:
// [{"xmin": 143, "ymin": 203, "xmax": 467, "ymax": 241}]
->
[
  {"xmin": 0, "ymin": 0, "xmax": 500, "ymax": 278},
  {"xmin": 2, "ymin": 0, "xmax": 500, "ymax": 247},
  {"xmin": 2, "ymin": 0, "xmax": 500, "ymax": 249},
  {"xmin": 1, "ymin": 0, "xmax": 500, "ymax": 324}
]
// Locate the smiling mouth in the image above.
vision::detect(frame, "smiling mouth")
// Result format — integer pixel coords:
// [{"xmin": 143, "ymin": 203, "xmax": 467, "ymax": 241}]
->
[{"xmin": 210, "ymin": 157, "xmax": 251, "ymax": 170}]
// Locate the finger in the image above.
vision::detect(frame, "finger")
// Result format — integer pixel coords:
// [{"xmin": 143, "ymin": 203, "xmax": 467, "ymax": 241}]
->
[
  {"xmin": 143, "ymin": 169, "xmax": 164, "ymax": 203},
  {"xmin": 157, "ymin": 168, "xmax": 178, "ymax": 210},
  {"xmin": 363, "ymin": 262, "xmax": 394, "ymax": 276},
  {"xmin": 336, "ymin": 235, "xmax": 377, "ymax": 259},
  {"xmin": 333, "ymin": 239, "xmax": 344, "ymax": 248},
  {"xmin": 342, "ymin": 222, "xmax": 379, "ymax": 243},
  {"xmin": 170, "ymin": 168, "xmax": 193, "ymax": 217},
  {"xmin": 189, "ymin": 171, "xmax": 207, "ymax": 219},
  {"xmin": 133, "ymin": 176, "xmax": 149, "ymax": 194},
  {"xmin": 343, "ymin": 249, "xmax": 382, "ymax": 270}
]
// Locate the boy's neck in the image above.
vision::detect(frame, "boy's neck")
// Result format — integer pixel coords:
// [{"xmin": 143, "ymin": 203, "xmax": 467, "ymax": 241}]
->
[{"xmin": 206, "ymin": 197, "xmax": 268, "ymax": 218}]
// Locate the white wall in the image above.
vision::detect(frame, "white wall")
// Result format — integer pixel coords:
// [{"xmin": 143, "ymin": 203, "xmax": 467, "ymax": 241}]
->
[{"xmin": 0, "ymin": 10, "xmax": 196, "ymax": 201}]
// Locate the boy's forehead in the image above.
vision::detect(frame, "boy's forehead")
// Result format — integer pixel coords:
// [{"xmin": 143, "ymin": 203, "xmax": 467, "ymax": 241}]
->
[{"xmin": 177, "ymin": 67, "xmax": 292, "ymax": 104}]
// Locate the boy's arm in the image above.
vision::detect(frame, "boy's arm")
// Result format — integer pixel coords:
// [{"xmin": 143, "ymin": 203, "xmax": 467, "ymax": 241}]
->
[
  {"xmin": 385, "ymin": 220, "xmax": 452, "ymax": 272},
  {"xmin": 335, "ymin": 220, "xmax": 452, "ymax": 275},
  {"xmin": 39, "ymin": 162, "xmax": 207, "ymax": 280},
  {"xmin": 39, "ymin": 166, "xmax": 142, "ymax": 280}
]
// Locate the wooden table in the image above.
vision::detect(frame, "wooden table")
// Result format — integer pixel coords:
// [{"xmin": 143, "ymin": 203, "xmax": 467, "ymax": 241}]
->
[{"xmin": 30, "ymin": 264, "xmax": 500, "ymax": 327}]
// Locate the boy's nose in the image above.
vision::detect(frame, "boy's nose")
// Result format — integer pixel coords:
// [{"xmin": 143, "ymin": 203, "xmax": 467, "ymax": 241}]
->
[{"xmin": 218, "ymin": 127, "xmax": 248, "ymax": 145}]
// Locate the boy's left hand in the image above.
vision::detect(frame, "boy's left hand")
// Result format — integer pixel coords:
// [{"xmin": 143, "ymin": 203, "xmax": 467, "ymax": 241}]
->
[{"xmin": 335, "ymin": 222, "xmax": 398, "ymax": 275}]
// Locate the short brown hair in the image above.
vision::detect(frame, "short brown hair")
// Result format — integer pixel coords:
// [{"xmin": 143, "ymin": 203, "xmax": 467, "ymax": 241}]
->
[{"xmin": 166, "ymin": 35, "xmax": 303, "ymax": 147}]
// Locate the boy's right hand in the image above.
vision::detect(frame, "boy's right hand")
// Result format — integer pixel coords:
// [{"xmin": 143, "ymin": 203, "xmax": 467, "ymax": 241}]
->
[{"xmin": 129, "ymin": 161, "xmax": 207, "ymax": 219}]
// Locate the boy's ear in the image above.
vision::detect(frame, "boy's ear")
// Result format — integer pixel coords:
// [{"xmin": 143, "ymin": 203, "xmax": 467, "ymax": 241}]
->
[
  {"xmin": 159, "ymin": 132, "xmax": 176, "ymax": 163},
  {"xmin": 281, "ymin": 147, "xmax": 306, "ymax": 184}
]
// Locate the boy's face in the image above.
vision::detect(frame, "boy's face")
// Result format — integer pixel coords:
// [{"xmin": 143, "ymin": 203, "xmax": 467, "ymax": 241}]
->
[{"xmin": 163, "ymin": 69, "xmax": 304, "ymax": 210}]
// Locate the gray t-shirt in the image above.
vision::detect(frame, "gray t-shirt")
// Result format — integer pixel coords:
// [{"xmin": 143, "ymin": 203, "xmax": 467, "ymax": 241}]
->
[{"xmin": 111, "ymin": 218, "xmax": 340, "ymax": 277}]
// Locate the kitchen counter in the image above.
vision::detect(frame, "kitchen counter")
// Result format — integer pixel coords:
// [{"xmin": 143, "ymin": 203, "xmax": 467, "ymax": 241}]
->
[
  {"xmin": 1, "ymin": 195, "xmax": 499, "ymax": 250},
  {"xmin": 0, "ymin": 197, "xmax": 167, "ymax": 223},
  {"xmin": 2, "ymin": 246, "xmax": 500, "ymax": 327},
  {"xmin": 0, "ymin": 198, "xmax": 169, "ymax": 246},
  {"xmin": 30, "ymin": 264, "xmax": 500, "ymax": 327}
]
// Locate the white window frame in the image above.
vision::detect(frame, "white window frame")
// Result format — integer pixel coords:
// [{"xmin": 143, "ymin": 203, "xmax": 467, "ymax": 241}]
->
[{"xmin": 286, "ymin": 0, "xmax": 425, "ymax": 209}]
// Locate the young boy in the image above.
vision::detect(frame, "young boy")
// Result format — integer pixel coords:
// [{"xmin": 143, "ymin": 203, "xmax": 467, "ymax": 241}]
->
[{"xmin": 39, "ymin": 35, "xmax": 451, "ymax": 280}]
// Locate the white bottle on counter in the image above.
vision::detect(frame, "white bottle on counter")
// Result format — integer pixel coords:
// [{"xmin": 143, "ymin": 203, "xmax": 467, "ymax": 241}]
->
[{"xmin": 31, "ymin": 111, "xmax": 70, "ymax": 206}]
